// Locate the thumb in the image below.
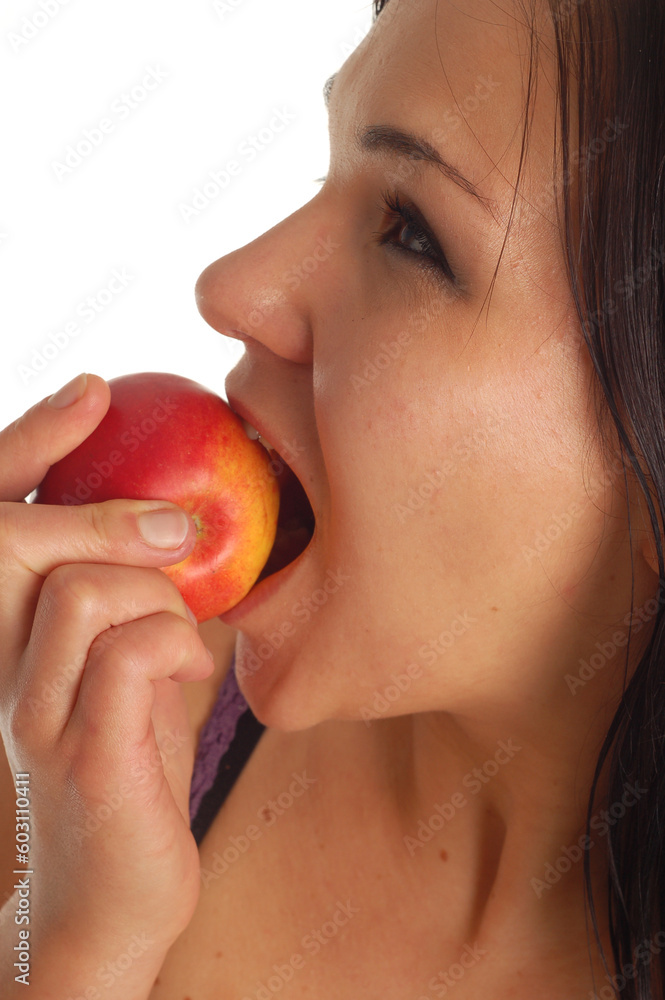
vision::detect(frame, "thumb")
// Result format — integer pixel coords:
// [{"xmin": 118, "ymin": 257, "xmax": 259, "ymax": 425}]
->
[{"xmin": 0, "ymin": 373, "xmax": 111, "ymax": 502}]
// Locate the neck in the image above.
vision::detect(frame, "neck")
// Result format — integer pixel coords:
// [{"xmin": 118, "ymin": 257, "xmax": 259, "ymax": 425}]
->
[{"xmin": 302, "ymin": 698, "xmax": 620, "ymax": 970}]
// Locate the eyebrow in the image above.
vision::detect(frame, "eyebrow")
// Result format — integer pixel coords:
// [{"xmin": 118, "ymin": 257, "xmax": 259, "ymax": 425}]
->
[{"xmin": 323, "ymin": 72, "xmax": 500, "ymax": 223}]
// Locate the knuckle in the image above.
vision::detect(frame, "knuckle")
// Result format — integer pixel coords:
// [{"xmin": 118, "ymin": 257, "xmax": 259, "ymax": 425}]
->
[
  {"xmin": 41, "ymin": 563, "xmax": 179, "ymax": 627},
  {"xmin": 43, "ymin": 563, "xmax": 107, "ymax": 618},
  {"xmin": 5, "ymin": 703, "xmax": 27, "ymax": 746},
  {"xmin": 6, "ymin": 693, "xmax": 41, "ymax": 750},
  {"xmin": 159, "ymin": 608, "xmax": 194, "ymax": 641},
  {"xmin": 0, "ymin": 555, "xmax": 11, "ymax": 597},
  {"xmin": 86, "ymin": 611, "xmax": 193, "ymax": 677},
  {"xmin": 1, "ymin": 409, "xmax": 31, "ymax": 459},
  {"xmin": 166, "ymin": 609, "xmax": 197, "ymax": 643},
  {"xmin": 170, "ymin": 612, "xmax": 204, "ymax": 663},
  {"xmin": 0, "ymin": 502, "xmax": 21, "ymax": 562},
  {"xmin": 83, "ymin": 502, "xmax": 115, "ymax": 552},
  {"xmin": 87, "ymin": 625, "xmax": 142, "ymax": 678}
]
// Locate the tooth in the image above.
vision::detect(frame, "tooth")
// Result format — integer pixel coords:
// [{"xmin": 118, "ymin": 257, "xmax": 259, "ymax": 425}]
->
[
  {"xmin": 239, "ymin": 416, "xmax": 276, "ymax": 453},
  {"xmin": 239, "ymin": 417, "xmax": 260, "ymax": 440}
]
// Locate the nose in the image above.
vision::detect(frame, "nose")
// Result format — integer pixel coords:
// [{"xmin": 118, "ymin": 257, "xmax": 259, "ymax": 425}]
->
[{"xmin": 195, "ymin": 198, "xmax": 337, "ymax": 367}]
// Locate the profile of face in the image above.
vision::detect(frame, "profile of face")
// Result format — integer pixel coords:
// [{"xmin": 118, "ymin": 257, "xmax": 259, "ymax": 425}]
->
[{"xmin": 195, "ymin": 0, "xmax": 659, "ymax": 734}]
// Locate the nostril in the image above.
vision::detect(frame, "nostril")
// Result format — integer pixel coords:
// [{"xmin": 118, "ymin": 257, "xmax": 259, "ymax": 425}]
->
[{"xmin": 194, "ymin": 250, "xmax": 313, "ymax": 365}]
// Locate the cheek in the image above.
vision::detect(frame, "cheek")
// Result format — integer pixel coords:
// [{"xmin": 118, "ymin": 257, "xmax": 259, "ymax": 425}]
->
[{"xmin": 315, "ymin": 315, "xmax": 607, "ymax": 611}]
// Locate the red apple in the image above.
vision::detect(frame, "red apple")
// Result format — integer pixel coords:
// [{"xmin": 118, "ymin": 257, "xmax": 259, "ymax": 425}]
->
[{"xmin": 32, "ymin": 371, "xmax": 280, "ymax": 621}]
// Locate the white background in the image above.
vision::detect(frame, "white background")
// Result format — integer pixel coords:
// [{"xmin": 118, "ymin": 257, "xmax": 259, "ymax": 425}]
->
[{"xmin": 0, "ymin": 0, "xmax": 373, "ymax": 436}]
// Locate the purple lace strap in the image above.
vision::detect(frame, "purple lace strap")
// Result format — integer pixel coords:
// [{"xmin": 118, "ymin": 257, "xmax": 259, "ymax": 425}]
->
[{"xmin": 188, "ymin": 653, "xmax": 248, "ymax": 822}]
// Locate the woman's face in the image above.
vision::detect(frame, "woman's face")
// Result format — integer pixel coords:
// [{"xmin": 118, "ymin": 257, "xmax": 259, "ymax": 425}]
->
[{"xmin": 195, "ymin": 0, "xmax": 656, "ymax": 731}]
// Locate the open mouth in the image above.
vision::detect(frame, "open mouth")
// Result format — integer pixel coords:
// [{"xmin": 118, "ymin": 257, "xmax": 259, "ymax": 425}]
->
[{"xmin": 256, "ymin": 449, "xmax": 316, "ymax": 584}]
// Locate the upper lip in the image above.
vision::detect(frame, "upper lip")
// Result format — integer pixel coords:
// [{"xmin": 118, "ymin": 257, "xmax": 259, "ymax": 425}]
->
[{"xmin": 225, "ymin": 391, "xmax": 316, "ymax": 515}]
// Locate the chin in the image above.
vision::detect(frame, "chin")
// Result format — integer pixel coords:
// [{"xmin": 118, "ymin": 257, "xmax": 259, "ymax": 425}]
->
[
  {"xmin": 232, "ymin": 636, "xmax": 329, "ymax": 732},
  {"xmin": 233, "ymin": 638, "xmax": 402, "ymax": 733}
]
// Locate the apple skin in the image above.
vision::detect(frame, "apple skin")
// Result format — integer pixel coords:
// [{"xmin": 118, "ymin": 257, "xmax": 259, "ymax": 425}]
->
[{"xmin": 32, "ymin": 371, "xmax": 280, "ymax": 622}]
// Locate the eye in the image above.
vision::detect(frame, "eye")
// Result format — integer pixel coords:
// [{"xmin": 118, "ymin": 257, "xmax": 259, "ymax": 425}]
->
[
  {"xmin": 314, "ymin": 177, "xmax": 457, "ymax": 288},
  {"xmin": 372, "ymin": 189, "xmax": 456, "ymax": 285}
]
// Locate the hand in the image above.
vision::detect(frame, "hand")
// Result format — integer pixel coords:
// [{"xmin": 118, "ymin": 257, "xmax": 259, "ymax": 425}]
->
[{"xmin": 0, "ymin": 374, "xmax": 213, "ymax": 965}]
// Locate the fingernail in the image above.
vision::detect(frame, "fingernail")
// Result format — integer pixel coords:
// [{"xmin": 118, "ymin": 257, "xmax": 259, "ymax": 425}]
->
[
  {"xmin": 205, "ymin": 646, "xmax": 215, "ymax": 662},
  {"xmin": 185, "ymin": 603, "xmax": 198, "ymax": 627},
  {"xmin": 48, "ymin": 373, "xmax": 88, "ymax": 409},
  {"xmin": 137, "ymin": 509, "xmax": 190, "ymax": 548}
]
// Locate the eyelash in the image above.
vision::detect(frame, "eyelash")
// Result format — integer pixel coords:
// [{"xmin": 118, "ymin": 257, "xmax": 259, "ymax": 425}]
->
[
  {"xmin": 313, "ymin": 177, "xmax": 456, "ymax": 287},
  {"xmin": 372, "ymin": 189, "xmax": 455, "ymax": 285}
]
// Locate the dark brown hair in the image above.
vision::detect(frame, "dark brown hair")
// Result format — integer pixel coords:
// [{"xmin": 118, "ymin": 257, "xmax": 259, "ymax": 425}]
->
[{"xmin": 372, "ymin": 1, "xmax": 665, "ymax": 995}]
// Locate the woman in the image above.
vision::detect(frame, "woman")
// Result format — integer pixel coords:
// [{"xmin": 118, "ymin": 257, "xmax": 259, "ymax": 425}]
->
[{"xmin": 1, "ymin": 0, "xmax": 664, "ymax": 996}]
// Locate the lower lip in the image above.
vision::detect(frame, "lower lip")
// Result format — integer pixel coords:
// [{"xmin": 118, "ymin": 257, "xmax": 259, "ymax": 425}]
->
[{"xmin": 218, "ymin": 526, "xmax": 317, "ymax": 627}]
